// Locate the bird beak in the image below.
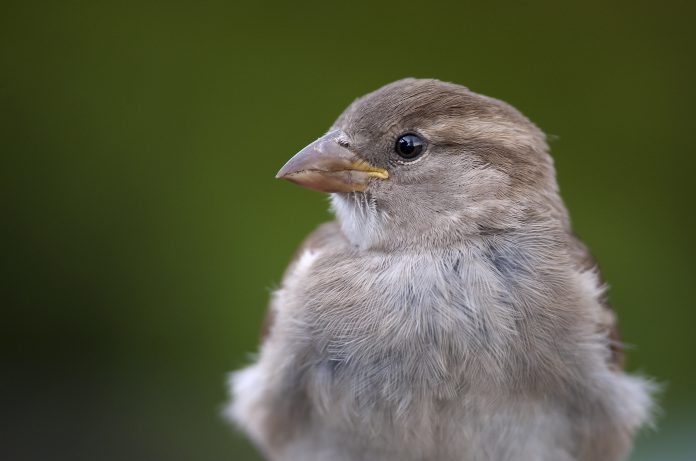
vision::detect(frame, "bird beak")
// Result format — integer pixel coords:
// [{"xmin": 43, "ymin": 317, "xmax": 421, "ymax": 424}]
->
[{"xmin": 275, "ymin": 130, "xmax": 389, "ymax": 193}]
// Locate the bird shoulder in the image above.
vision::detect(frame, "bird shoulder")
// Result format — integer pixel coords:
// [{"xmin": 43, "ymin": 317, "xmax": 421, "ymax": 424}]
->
[
  {"xmin": 568, "ymin": 233, "xmax": 625, "ymax": 370},
  {"xmin": 258, "ymin": 221, "xmax": 344, "ymax": 343}
]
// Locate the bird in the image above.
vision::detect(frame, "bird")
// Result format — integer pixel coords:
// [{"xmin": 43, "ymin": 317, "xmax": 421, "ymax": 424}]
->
[{"xmin": 226, "ymin": 78, "xmax": 654, "ymax": 461}]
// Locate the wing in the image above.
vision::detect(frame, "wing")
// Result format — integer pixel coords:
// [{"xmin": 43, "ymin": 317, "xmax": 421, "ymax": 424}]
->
[
  {"xmin": 569, "ymin": 234, "xmax": 625, "ymax": 370},
  {"xmin": 258, "ymin": 221, "xmax": 343, "ymax": 343}
]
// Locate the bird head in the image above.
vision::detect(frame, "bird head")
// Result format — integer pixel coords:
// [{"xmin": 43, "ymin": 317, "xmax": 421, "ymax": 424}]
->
[{"xmin": 277, "ymin": 79, "xmax": 565, "ymax": 250}]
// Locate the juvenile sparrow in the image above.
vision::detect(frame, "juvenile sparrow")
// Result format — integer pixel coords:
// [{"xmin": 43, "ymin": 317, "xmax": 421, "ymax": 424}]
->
[{"xmin": 227, "ymin": 79, "xmax": 654, "ymax": 461}]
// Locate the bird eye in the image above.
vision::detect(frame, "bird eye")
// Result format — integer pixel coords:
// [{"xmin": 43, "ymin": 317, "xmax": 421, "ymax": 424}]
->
[{"xmin": 395, "ymin": 134, "xmax": 425, "ymax": 160}]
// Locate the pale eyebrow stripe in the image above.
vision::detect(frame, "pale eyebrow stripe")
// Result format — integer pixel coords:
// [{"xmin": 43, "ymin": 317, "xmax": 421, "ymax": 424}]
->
[{"xmin": 423, "ymin": 116, "xmax": 545, "ymax": 151}]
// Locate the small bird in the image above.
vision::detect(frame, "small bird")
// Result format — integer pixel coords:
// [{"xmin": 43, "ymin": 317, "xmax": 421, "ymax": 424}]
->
[{"xmin": 227, "ymin": 79, "xmax": 654, "ymax": 461}]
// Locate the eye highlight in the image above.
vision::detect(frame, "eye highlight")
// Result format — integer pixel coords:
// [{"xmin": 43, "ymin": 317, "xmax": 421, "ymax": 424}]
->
[{"xmin": 395, "ymin": 134, "xmax": 425, "ymax": 160}]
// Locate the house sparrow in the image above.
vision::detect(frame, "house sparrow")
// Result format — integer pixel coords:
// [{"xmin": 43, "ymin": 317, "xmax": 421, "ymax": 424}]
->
[{"xmin": 227, "ymin": 79, "xmax": 654, "ymax": 461}]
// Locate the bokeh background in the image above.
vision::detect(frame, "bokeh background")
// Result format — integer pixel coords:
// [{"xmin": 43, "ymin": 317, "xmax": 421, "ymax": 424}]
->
[{"xmin": 2, "ymin": 1, "xmax": 695, "ymax": 460}]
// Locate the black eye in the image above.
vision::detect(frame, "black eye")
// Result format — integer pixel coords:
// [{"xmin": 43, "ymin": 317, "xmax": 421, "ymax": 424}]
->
[{"xmin": 395, "ymin": 134, "xmax": 425, "ymax": 160}]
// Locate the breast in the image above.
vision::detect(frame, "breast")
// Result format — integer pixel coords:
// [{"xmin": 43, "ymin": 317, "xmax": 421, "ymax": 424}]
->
[{"xmin": 293, "ymin": 246, "xmax": 530, "ymax": 421}]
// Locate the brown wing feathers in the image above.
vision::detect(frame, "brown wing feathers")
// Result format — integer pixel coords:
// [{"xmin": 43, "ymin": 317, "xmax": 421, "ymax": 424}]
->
[{"xmin": 258, "ymin": 222, "xmax": 342, "ymax": 343}]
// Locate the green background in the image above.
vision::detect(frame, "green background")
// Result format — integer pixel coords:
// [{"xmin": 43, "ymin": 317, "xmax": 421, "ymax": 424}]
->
[{"xmin": 2, "ymin": 1, "xmax": 695, "ymax": 460}]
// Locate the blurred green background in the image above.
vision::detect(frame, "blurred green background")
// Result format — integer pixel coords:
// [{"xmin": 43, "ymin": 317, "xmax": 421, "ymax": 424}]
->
[{"xmin": 2, "ymin": 1, "xmax": 695, "ymax": 460}]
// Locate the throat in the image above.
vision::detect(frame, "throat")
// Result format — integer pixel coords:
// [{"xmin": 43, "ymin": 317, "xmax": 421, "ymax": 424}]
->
[{"xmin": 330, "ymin": 192, "xmax": 384, "ymax": 250}]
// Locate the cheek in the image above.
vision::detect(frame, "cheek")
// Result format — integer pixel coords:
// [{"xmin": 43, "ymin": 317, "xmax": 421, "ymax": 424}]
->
[
  {"xmin": 458, "ymin": 166, "xmax": 511, "ymax": 199},
  {"xmin": 369, "ymin": 155, "xmax": 513, "ymax": 219},
  {"xmin": 394, "ymin": 152, "xmax": 510, "ymax": 195}
]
